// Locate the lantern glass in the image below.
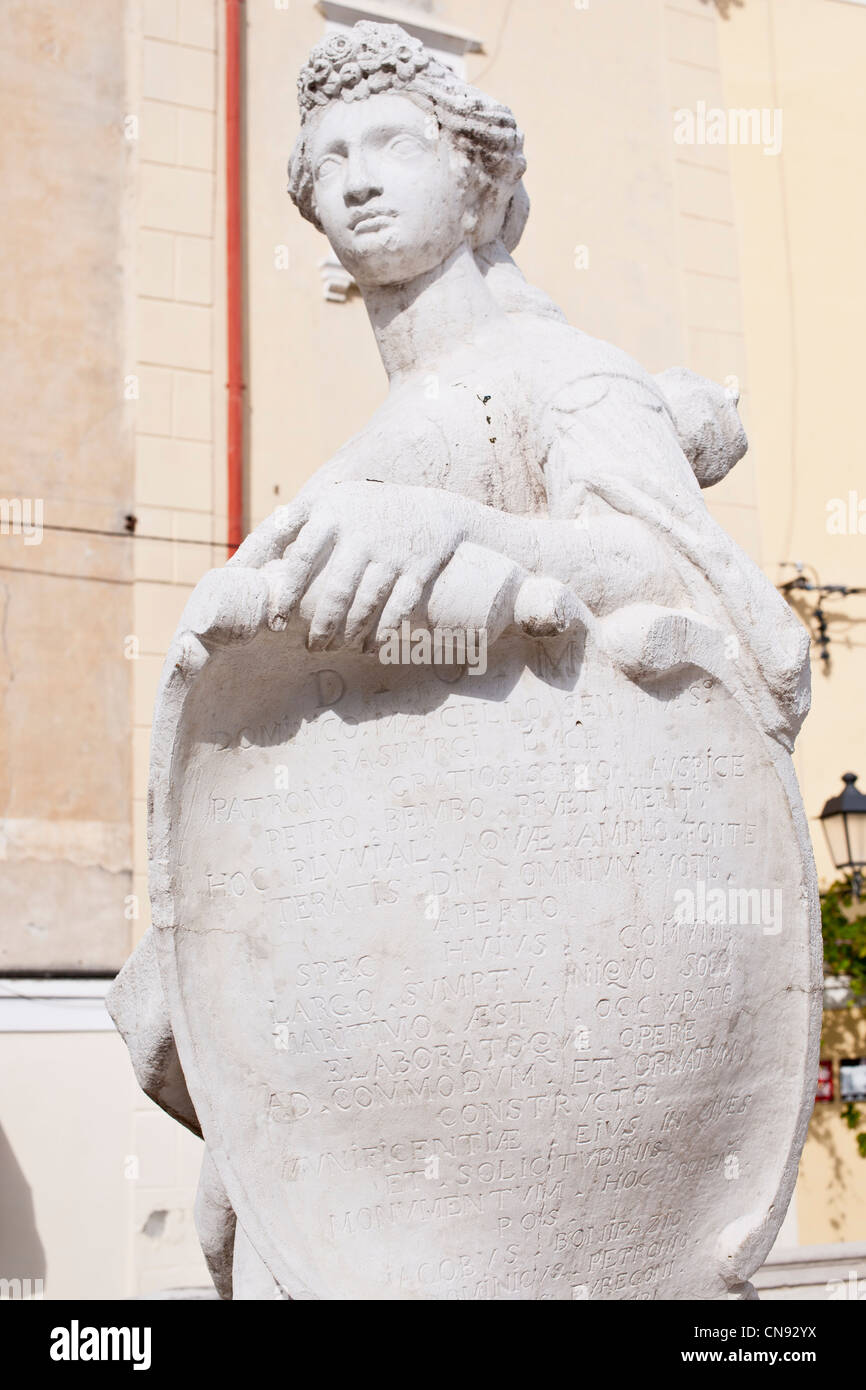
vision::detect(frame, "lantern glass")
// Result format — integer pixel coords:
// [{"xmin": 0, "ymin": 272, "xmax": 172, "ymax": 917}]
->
[
  {"xmin": 848, "ymin": 808, "xmax": 866, "ymax": 870},
  {"xmin": 822, "ymin": 813, "xmax": 852, "ymax": 872}
]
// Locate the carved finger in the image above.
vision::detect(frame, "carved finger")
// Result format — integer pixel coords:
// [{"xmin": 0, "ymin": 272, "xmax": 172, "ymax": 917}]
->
[
  {"xmin": 374, "ymin": 572, "xmax": 426, "ymax": 646},
  {"xmin": 307, "ymin": 545, "xmax": 372, "ymax": 651},
  {"xmin": 265, "ymin": 516, "xmax": 336, "ymax": 631},
  {"xmin": 228, "ymin": 499, "xmax": 309, "ymax": 569},
  {"xmin": 514, "ymin": 575, "xmax": 583, "ymax": 637},
  {"xmin": 342, "ymin": 562, "xmax": 398, "ymax": 648}
]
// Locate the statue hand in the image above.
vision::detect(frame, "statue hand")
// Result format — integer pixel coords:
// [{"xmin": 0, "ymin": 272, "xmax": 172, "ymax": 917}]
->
[{"xmin": 229, "ymin": 480, "xmax": 479, "ymax": 650}]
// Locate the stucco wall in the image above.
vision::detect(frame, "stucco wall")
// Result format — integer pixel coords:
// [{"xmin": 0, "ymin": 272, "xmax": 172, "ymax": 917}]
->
[
  {"xmin": 716, "ymin": 0, "xmax": 866, "ymax": 887},
  {"xmin": 0, "ymin": 1, "xmax": 135, "ymax": 970}
]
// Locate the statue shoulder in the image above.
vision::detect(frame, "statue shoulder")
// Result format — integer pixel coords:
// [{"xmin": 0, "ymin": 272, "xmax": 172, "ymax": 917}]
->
[
  {"xmin": 512, "ymin": 317, "xmax": 669, "ymax": 410},
  {"xmin": 516, "ymin": 318, "xmax": 747, "ymax": 490}
]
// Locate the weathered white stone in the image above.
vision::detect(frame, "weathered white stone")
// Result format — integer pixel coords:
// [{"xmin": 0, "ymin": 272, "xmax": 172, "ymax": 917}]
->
[{"xmin": 108, "ymin": 21, "xmax": 820, "ymax": 1300}]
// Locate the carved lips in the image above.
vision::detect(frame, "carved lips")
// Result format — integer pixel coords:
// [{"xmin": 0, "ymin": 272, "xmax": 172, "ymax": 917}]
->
[{"xmin": 348, "ymin": 207, "xmax": 396, "ymax": 232}]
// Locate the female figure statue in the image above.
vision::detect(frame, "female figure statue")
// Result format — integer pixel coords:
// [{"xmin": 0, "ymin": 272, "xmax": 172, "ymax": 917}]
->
[{"xmin": 109, "ymin": 23, "xmax": 818, "ymax": 1301}]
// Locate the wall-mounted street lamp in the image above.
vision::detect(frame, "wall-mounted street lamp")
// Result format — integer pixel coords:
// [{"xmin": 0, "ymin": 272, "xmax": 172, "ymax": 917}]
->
[{"xmin": 819, "ymin": 773, "xmax": 866, "ymax": 900}]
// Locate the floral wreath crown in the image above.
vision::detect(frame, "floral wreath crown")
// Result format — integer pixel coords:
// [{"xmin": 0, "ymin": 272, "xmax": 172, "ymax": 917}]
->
[{"xmin": 296, "ymin": 21, "xmax": 454, "ymax": 119}]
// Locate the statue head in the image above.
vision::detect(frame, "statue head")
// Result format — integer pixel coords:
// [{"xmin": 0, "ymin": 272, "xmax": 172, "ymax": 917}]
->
[{"xmin": 288, "ymin": 22, "xmax": 529, "ymax": 288}]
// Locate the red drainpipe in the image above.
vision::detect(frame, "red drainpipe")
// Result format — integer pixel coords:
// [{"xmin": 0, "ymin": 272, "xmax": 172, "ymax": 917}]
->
[{"xmin": 225, "ymin": 0, "xmax": 244, "ymax": 556}]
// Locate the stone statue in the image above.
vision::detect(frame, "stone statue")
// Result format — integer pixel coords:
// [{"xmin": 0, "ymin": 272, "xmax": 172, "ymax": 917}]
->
[{"xmin": 109, "ymin": 22, "xmax": 820, "ymax": 1300}]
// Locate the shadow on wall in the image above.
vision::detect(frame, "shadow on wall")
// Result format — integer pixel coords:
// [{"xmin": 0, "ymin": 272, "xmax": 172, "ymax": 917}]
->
[
  {"xmin": 807, "ymin": 1104, "xmax": 850, "ymax": 1238},
  {"xmin": 0, "ymin": 1124, "xmax": 46, "ymax": 1294},
  {"xmin": 700, "ymin": 0, "xmax": 744, "ymax": 18}
]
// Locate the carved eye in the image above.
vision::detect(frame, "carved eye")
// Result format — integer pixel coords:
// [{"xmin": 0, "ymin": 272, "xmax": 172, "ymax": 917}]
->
[
  {"xmin": 387, "ymin": 133, "xmax": 425, "ymax": 158},
  {"xmin": 314, "ymin": 153, "xmax": 344, "ymax": 180}
]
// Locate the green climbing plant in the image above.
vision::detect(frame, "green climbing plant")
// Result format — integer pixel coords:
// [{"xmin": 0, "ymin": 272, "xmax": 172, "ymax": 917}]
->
[
  {"xmin": 821, "ymin": 875, "xmax": 866, "ymax": 1156},
  {"xmin": 821, "ymin": 876, "xmax": 866, "ymax": 998}
]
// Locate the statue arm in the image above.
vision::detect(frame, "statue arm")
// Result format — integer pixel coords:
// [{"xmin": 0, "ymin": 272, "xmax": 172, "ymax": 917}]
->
[
  {"xmin": 174, "ymin": 381, "xmax": 806, "ymax": 736},
  {"xmin": 179, "ymin": 470, "xmax": 686, "ymax": 658},
  {"xmin": 177, "ymin": 368, "xmax": 771, "ymax": 659}
]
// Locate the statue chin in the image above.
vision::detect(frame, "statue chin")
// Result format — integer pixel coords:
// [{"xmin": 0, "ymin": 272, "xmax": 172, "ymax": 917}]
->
[{"xmin": 331, "ymin": 229, "xmax": 467, "ymax": 291}]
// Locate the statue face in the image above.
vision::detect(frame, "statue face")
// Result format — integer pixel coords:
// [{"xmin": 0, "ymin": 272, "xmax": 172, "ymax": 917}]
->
[{"xmin": 306, "ymin": 92, "xmax": 471, "ymax": 286}]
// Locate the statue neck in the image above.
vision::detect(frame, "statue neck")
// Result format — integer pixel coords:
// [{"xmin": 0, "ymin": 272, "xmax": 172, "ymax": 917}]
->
[{"xmin": 360, "ymin": 242, "xmax": 506, "ymax": 384}]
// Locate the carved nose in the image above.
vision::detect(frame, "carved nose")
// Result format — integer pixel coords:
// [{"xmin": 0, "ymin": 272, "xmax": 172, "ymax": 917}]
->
[
  {"xmin": 345, "ymin": 179, "xmax": 382, "ymax": 206},
  {"xmin": 343, "ymin": 155, "xmax": 382, "ymax": 206}
]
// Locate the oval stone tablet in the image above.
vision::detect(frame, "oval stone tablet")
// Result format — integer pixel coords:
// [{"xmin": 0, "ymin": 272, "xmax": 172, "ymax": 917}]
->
[{"xmin": 151, "ymin": 624, "xmax": 819, "ymax": 1300}]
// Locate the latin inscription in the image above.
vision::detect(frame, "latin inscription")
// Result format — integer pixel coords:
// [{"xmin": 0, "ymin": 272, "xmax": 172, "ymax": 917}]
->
[{"xmin": 176, "ymin": 636, "xmax": 806, "ymax": 1299}]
